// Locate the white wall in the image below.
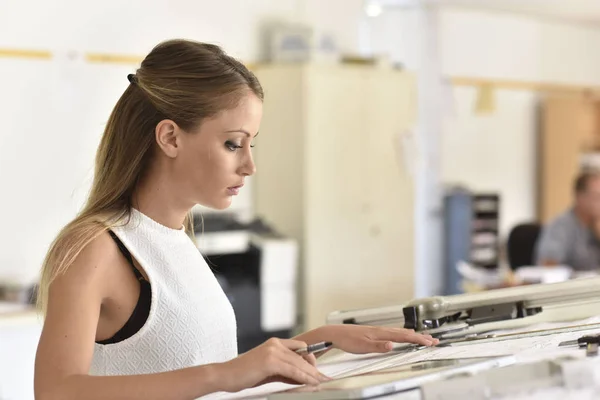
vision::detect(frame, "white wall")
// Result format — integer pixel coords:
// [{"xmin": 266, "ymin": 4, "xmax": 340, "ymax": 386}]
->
[
  {"xmin": 440, "ymin": 8, "xmax": 600, "ymax": 86},
  {"xmin": 441, "ymin": 88, "xmax": 538, "ymax": 236},
  {"xmin": 2, "ymin": 0, "xmax": 296, "ymax": 61},
  {"xmin": 0, "ymin": 0, "xmax": 367, "ymax": 283},
  {"xmin": 299, "ymin": 0, "xmax": 364, "ymax": 52},
  {"xmin": 439, "ymin": 8, "xmax": 600, "ymax": 237},
  {"xmin": 369, "ymin": 7, "xmax": 600, "ymax": 239}
]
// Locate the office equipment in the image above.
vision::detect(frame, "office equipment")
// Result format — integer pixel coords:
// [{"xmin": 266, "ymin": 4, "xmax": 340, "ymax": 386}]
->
[
  {"xmin": 443, "ymin": 188, "xmax": 501, "ymax": 295},
  {"xmin": 196, "ymin": 214, "xmax": 299, "ymax": 353},
  {"xmin": 559, "ymin": 334, "xmax": 600, "ymax": 348},
  {"xmin": 265, "ymin": 24, "xmax": 339, "ymax": 64},
  {"xmin": 417, "ymin": 355, "xmax": 600, "ymax": 400},
  {"xmin": 253, "ymin": 64, "xmax": 416, "ymax": 330},
  {"xmin": 327, "ymin": 276, "xmax": 600, "ymax": 339},
  {"xmin": 267, "ymin": 356, "xmax": 513, "ymax": 399},
  {"xmin": 221, "ymin": 279, "xmax": 600, "ymax": 399},
  {"xmin": 194, "ymin": 213, "xmax": 251, "ymax": 256},
  {"xmin": 255, "ymin": 331, "xmax": 600, "ymax": 399},
  {"xmin": 559, "ymin": 334, "xmax": 600, "ymax": 356}
]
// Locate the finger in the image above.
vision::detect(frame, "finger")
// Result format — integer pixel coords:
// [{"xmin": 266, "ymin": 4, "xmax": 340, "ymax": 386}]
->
[
  {"xmin": 270, "ymin": 375, "xmax": 332, "ymax": 386},
  {"xmin": 271, "ymin": 376, "xmax": 307, "ymax": 386},
  {"xmin": 288, "ymin": 354, "xmax": 328, "ymax": 383},
  {"xmin": 278, "ymin": 339, "xmax": 310, "ymax": 351},
  {"xmin": 373, "ymin": 340, "xmax": 394, "ymax": 353},
  {"xmin": 379, "ymin": 328, "xmax": 436, "ymax": 346},
  {"xmin": 302, "ymin": 353, "xmax": 318, "ymax": 367},
  {"xmin": 281, "ymin": 351, "xmax": 329, "ymax": 384},
  {"xmin": 422, "ymin": 334, "xmax": 440, "ymax": 345},
  {"xmin": 277, "ymin": 359, "xmax": 322, "ymax": 386}
]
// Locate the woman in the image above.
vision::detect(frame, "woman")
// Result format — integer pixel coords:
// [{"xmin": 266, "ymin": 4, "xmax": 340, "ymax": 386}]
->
[{"xmin": 34, "ymin": 39, "xmax": 436, "ymax": 400}]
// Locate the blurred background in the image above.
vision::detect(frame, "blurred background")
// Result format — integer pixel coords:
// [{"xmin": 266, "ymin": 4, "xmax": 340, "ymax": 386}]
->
[{"xmin": 3, "ymin": 0, "xmax": 600, "ymax": 398}]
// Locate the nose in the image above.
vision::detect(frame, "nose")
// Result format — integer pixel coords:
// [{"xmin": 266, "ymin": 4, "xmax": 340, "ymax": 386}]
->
[{"xmin": 239, "ymin": 150, "xmax": 256, "ymax": 176}]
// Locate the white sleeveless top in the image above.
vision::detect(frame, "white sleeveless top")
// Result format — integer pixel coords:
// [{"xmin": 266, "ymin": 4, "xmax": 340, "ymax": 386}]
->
[{"xmin": 90, "ymin": 208, "xmax": 238, "ymax": 377}]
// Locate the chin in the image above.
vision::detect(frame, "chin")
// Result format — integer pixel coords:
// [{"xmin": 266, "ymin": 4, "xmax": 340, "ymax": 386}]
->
[{"xmin": 201, "ymin": 197, "xmax": 233, "ymax": 211}]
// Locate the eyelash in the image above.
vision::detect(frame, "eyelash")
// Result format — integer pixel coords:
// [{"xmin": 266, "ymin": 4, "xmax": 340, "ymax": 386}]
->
[{"xmin": 225, "ymin": 141, "xmax": 255, "ymax": 151}]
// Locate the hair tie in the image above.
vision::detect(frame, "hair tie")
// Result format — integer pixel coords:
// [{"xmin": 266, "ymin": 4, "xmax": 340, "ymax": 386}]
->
[{"xmin": 127, "ymin": 74, "xmax": 137, "ymax": 84}]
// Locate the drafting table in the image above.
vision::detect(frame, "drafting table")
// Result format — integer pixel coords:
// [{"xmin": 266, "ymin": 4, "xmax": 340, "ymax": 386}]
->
[{"xmin": 215, "ymin": 278, "xmax": 600, "ymax": 399}]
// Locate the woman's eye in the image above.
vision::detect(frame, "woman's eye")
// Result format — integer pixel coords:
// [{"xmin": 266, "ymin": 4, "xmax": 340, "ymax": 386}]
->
[{"xmin": 225, "ymin": 141, "xmax": 242, "ymax": 151}]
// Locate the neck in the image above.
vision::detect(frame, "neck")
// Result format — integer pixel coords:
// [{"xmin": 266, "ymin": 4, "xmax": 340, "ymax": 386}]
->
[
  {"xmin": 132, "ymin": 168, "xmax": 191, "ymax": 230},
  {"xmin": 574, "ymin": 204, "xmax": 592, "ymax": 227}
]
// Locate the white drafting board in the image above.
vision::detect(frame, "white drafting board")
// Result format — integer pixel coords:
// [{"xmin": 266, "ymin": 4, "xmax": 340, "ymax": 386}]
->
[
  {"xmin": 0, "ymin": 56, "xmax": 132, "ymax": 283},
  {"xmin": 215, "ymin": 318, "xmax": 600, "ymax": 400}
]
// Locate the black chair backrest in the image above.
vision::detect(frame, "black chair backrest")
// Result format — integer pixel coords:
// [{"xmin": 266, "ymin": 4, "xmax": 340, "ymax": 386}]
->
[{"xmin": 507, "ymin": 223, "xmax": 542, "ymax": 270}]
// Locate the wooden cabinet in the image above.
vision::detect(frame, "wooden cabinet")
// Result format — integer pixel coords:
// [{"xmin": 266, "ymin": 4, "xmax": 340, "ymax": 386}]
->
[
  {"xmin": 253, "ymin": 64, "xmax": 416, "ymax": 330},
  {"xmin": 539, "ymin": 97, "xmax": 600, "ymax": 222}
]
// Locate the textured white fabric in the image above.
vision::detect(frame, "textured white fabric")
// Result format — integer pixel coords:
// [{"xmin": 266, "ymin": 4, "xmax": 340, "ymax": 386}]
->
[{"xmin": 90, "ymin": 208, "xmax": 238, "ymax": 377}]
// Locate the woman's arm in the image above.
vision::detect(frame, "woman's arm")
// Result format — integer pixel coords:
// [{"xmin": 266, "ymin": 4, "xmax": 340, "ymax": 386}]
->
[
  {"xmin": 36, "ymin": 367, "xmax": 223, "ymax": 400},
  {"xmin": 293, "ymin": 324, "xmax": 437, "ymax": 356},
  {"xmin": 35, "ymin": 233, "xmax": 326, "ymax": 400}
]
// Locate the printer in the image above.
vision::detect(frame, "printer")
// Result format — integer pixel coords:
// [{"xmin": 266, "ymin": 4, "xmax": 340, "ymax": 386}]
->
[{"xmin": 193, "ymin": 213, "xmax": 299, "ymax": 353}]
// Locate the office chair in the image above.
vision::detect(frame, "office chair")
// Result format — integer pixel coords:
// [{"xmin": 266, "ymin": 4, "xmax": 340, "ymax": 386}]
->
[{"xmin": 506, "ymin": 223, "xmax": 542, "ymax": 270}]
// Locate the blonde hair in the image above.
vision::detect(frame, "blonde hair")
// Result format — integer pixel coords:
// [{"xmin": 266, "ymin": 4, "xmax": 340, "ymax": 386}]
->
[{"xmin": 37, "ymin": 39, "xmax": 263, "ymax": 313}]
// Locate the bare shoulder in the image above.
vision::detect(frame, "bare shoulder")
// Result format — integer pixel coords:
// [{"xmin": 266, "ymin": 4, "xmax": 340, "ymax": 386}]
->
[
  {"xmin": 42, "ymin": 229, "xmax": 126, "ymax": 338},
  {"xmin": 36, "ymin": 230, "xmax": 127, "ymax": 384},
  {"xmin": 48, "ymin": 230, "xmax": 123, "ymax": 298}
]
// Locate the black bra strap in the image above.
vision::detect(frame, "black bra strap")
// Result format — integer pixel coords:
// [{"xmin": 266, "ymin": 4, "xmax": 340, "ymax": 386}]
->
[{"xmin": 108, "ymin": 230, "xmax": 146, "ymax": 282}]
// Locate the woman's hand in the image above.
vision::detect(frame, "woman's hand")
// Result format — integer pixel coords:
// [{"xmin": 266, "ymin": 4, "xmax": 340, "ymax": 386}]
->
[
  {"xmin": 296, "ymin": 325, "xmax": 439, "ymax": 355},
  {"xmin": 215, "ymin": 338, "xmax": 330, "ymax": 393}
]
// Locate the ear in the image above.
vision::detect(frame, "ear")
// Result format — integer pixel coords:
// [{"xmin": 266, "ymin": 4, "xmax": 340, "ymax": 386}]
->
[{"xmin": 155, "ymin": 119, "xmax": 181, "ymax": 158}]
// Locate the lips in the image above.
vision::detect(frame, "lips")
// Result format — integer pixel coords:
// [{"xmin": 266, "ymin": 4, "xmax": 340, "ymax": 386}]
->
[{"xmin": 227, "ymin": 183, "xmax": 244, "ymax": 195}]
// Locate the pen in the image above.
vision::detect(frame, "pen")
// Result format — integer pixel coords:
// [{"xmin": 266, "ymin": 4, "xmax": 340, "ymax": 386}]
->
[{"xmin": 295, "ymin": 341, "xmax": 333, "ymax": 355}]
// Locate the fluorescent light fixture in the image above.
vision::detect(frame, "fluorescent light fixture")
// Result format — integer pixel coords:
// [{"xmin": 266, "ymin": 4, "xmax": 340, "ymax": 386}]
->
[{"xmin": 365, "ymin": 1, "xmax": 383, "ymax": 17}]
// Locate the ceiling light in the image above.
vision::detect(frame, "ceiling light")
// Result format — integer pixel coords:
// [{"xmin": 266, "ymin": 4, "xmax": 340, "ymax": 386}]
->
[{"xmin": 365, "ymin": 1, "xmax": 383, "ymax": 17}]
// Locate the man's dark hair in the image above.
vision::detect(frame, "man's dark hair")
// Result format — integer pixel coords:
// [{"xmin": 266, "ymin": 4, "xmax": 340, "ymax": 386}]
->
[{"xmin": 575, "ymin": 171, "xmax": 600, "ymax": 194}]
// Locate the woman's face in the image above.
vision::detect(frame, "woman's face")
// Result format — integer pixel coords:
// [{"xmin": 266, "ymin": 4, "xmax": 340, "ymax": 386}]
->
[{"xmin": 159, "ymin": 92, "xmax": 262, "ymax": 210}]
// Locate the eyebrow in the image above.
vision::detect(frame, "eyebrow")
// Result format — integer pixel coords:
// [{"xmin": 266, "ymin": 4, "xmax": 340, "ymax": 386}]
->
[{"xmin": 225, "ymin": 129, "xmax": 259, "ymax": 138}]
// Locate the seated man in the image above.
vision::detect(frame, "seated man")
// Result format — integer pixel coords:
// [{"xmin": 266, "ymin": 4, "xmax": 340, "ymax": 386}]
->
[{"xmin": 535, "ymin": 171, "xmax": 600, "ymax": 271}]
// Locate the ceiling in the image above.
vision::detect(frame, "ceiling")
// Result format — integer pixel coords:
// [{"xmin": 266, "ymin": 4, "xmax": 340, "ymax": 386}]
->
[{"xmin": 376, "ymin": 0, "xmax": 600, "ymax": 24}]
